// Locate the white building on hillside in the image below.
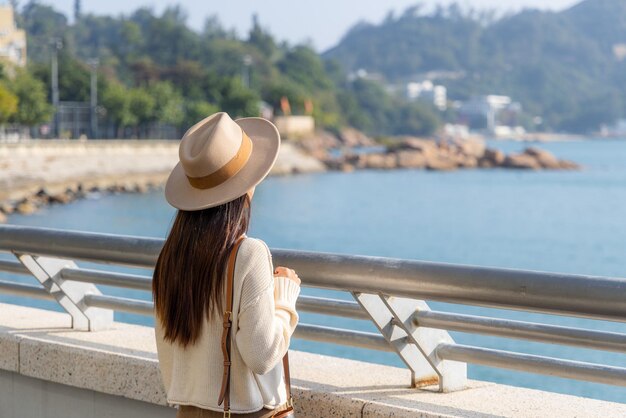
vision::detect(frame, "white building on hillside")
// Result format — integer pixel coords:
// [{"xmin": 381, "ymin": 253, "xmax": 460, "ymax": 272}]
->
[
  {"xmin": 406, "ymin": 80, "xmax": 447, "ymax": 110},
  {"xmin": 459, "ymin": 95, "xmax": 523, "ymax": 135}
]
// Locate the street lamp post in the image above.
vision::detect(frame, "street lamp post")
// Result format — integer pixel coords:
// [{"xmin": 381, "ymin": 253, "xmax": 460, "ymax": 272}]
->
[
  {"xmin": 242, "ymin": 54, "xmax": 252, "ymax": 88},
  {"xmin": 88, "ymin": 58, "xmax": 99, "ymax": 139},
  {"xmin": 50, "ymin": 38, "xmax": 63, "ymax": 138}
]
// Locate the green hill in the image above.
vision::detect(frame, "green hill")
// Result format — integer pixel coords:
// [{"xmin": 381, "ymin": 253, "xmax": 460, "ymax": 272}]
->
[{"xmin": 324, "ymin": 0, "xmax": 626, "ymax": 132}]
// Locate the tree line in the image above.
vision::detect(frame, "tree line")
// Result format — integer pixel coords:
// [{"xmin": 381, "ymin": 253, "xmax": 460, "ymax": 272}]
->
[{"xmin": 9, "ymin": 2, "xmax": 442, "ymax": 138}]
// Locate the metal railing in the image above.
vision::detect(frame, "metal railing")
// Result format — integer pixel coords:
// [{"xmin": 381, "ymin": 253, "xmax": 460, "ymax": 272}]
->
[{"xmin": 1, "ymin": 225, "xmax": 625, "ymax": 391}]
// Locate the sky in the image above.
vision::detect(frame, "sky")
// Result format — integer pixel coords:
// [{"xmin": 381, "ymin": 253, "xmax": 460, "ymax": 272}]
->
[{"xmin": 49, "ymin": 0, "xmax": 580, "ymax": 52}]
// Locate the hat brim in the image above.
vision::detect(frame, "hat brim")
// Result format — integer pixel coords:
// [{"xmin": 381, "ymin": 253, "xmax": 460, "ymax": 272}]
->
[{"xmin": 164, "ymin": 117, "xmax": 280, "ymax": 211}]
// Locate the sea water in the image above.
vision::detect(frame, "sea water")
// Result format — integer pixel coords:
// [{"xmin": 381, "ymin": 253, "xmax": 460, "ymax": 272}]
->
[{"xmin": 2, "ymin": 139, "xmax": 626, "ymax": 403}]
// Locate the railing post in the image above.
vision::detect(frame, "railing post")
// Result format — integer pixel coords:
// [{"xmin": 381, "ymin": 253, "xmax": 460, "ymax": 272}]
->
[
  {"xmin": 353, "ymin": 292, "xmax": 466, "ymax": 391},
  {"xmin": 14, "ymin": 253, "xmax": 113, "ymax": 331}
]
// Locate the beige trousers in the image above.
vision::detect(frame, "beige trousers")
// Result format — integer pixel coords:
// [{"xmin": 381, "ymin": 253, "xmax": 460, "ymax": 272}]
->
[{"xmin": 176, "ymin": 404, "xmax": 290, "ymax": 418}]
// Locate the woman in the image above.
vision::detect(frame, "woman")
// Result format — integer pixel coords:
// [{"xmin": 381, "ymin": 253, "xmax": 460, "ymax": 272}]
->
[{"xmin": 153, "ymin": 112, "xmax": 301, "ymax": 417}]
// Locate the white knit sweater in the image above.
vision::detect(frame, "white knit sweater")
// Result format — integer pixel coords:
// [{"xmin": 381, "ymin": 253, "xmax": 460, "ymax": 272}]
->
[{"xmin": 155, "ymin": 237, "xmax": 301, "ymax": 413}]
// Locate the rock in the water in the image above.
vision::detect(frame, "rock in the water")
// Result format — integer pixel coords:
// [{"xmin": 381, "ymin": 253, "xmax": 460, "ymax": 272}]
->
[
  {"xmin": 363, "ymin": 153, "xmax": 397, "ymax": 169},
  {"xmin": 481, "ymin": 148, "xmax": 506, "ymax": 166},
  {"xmin": 0, "ymin": 203, "xmax": 14, "ymax": 214},
  {"xmin": 16, "ymin": 200, "xmax": 37, "ymax": 214},
  {"xmin": 396, "ymin": 150, "xmax": 427, "ymax": 168},
  {"xmin": 49, "ymin": 193, "xmax": 73, "ymax": 204},
  {"xmin": 451, "ymin": 139, "xmax": 486, "ymax": 158},
  {"xmin": 523, "ymin": 147, "xmax": 560, "ymax": 169},
  {"xmin": 339, "ymin": 127, "xmax": 375, "ymax": 147},
  {"xmin": 426, "ymin": 156, "xmax": 459, "ymax": 171},
  {"xmin": 504, "ymin": 153, "xmax": 542, "ymax": 169}
]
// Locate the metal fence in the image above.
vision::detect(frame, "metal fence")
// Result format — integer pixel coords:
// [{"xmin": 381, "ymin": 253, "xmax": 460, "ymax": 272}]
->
[{"xmin": 0, "ymin": 225, "xmax": 625, "ymax": 391}]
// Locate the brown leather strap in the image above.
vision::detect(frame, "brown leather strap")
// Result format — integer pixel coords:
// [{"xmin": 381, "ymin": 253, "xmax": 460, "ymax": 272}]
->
[
  {"xmin": 217, "ymin": 236, "xmax": 294, "ymax": 416},
  {"xmin": 283, "ymin": 353, "xmax": 291, "ymax": 402},
  {"xmin": 218, "ymin": 236, "xmax": 246, "ymax": 413}
]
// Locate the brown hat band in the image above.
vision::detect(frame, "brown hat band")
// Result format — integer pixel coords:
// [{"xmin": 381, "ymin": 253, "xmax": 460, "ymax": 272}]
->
[{"xmin": 186, "ymin": 130, "xmax": 253, "ymax": 190}]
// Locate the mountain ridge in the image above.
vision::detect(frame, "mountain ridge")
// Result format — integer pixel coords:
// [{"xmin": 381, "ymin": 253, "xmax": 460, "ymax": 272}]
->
[{"xmin": 324, "ymin": 0, "xmax": 626, "ymax": 132}]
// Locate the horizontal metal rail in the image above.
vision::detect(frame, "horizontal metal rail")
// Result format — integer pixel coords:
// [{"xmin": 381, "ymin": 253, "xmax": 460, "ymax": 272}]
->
[
  {"xmin": 0, "ymin": 279, "xmax": 53, "ymax": 300},
  {"xmin": 83, "ymin": 293, "xmax": 153, "ymax": 315},
  {"xmin": 437, "ymin": 343, "xmax": 626, "ymax": 387},
  {"xmin": 81, "ymin": 293, "xmax": 387, "ymax": 351},
  {"xmin": 0, "ymin": 259, "xmax": 29, "ymax": 275},
  {"xmin": 296, "ymin": 295, "xmax": 367, "ymax": 319},
  {"xmin": 61, "ymin": 268, "xmax": 152, "ymax": 291},
  {"xmin": 81, "ymin": 292, "xmax": 367, "ymax": 320},
  {"xmin": 294, "ymin": 324, "xmax": 391, "ymax": 352},
  {"xmin": 415, "ymin": 310, "xmax": 626, "ymax": 354},
  {"xmin": 1, "ymin": 225, "xmax": 625, "ymax": 321}
]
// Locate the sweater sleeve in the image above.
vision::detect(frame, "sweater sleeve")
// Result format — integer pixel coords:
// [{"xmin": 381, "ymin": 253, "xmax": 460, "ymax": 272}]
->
[{"xmin": 235, "ymin": 239, "xmax": 300, "ymax": 375}]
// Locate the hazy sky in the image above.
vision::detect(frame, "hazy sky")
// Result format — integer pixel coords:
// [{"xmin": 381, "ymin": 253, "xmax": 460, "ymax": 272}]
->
[{"xmin": 50, "ymin": 0, "xmax": 580, "ymax": 51}]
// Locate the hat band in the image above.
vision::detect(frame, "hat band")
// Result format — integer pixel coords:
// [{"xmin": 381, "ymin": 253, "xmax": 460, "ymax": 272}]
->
[{"xmin": 186, "ymin": 130, "xmax": 253, "ymax": 190}]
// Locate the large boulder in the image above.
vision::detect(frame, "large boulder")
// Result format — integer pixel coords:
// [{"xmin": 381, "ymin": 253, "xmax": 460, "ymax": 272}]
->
[
  {"xmin": 451, "ymin": 138, "xmax": 486, "ymax": 158},
  {"xmin": 363, "ymin": 153, "xmax": 397, "ymax": 169},
  {"xmin": 297, "ymin": 130, "xmax": 341, "ymax": 157},
  {"xmin": 393, "ymin": 138, "xmax": 439, "ymax": 155},
  {"xmin": 504, "ymin": 153, "xmax": 542, "ymax": 169},
  {"xmin": 339, "ymin": 127, "xmax": 375, "ymax": 147},
  {"xmin": 16, "ymin": 200, "xmax": 38, "ymax": 214},
  {"xmin": 396, "ymin": 150, "xmax": 427, "ymax": 168},
  {"xmin": 425, "ymin": 156, "xmax": 459, "ymax": 171},
  {"xmin": 523, "ymin": 147, "xmax": 560, "ymax": 169}
]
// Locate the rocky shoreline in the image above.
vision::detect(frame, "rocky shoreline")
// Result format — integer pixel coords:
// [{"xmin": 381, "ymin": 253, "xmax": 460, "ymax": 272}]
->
[
  {"xmin": 322, "ymin": 138, "xmax": 579, "ymax": 172},
  {"xmin": 0, "ymin": 140, "xmax": 324, "ymax": 222}
]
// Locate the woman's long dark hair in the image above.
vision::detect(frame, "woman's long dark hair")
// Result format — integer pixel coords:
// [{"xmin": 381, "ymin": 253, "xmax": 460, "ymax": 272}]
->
[{"xmin": 153, "ymin": 194, "xmax": 250, "ymax": 347}]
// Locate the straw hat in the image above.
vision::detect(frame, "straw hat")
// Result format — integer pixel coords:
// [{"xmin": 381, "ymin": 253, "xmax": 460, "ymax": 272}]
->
[{"xmin": 165, "ymin": 112, "xmax": 280, "ymax": 211}]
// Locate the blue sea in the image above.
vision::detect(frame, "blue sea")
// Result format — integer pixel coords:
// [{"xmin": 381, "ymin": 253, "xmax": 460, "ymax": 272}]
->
[{"xmin": 2, "ymin": 139, "xmax": 626, "ymax": 403}]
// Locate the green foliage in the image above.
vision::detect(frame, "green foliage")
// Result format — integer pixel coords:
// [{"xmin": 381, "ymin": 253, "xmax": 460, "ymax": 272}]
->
[
  {"xmin": 0, "ymin": 84, "xmax": 18, "ymax": 123},
  {"xmin": 325, "ymin": 0, "xmax": 626, "ymax": 133},
  {"xmin": 18, "ymin": 2, "xmax": 444, "ymax": 136},
  {"xmin": 342, "ymin": 79, "xmax": 440, "ymax": 136},
  {"xmin": 8, "ymin": 69, "xmax": 53, "ymax": 126},
  {"xmin": 148, "ymin": 81, "xmax": 184, "ymax": 125},
  {"xmin": 182, "ymin": 101, "xmax": 219, "ymax": 131},
  {"xmin": 101, "ymin": 82, "xmax": 134, "ymax": 131}
]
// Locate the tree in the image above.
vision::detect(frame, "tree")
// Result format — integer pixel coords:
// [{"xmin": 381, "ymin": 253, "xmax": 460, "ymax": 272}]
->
[
  {"xmin": 182, "ymin": 100, "xmax": 219, "ymax": 131},
  {"xmin": 218, "ymin": 78, "xmax": 259, "ymax": 118},
  {"xmin": 0, "ymin": 84, "xmax": 18, "ymax": 124},
  {"xmin": 128, "ymin": 87, "xmax": 155, "ymax": 128},
  {"xmin": 101, "ymin": 82, "xmax": 133, "ymax": 136},
  {"xmin": 148, "ymin": 81, "xmax": 184, "ymax": 125},
  {"xmin": 8, "ymin": 69, "xmax": 53, "ymax": 126}
]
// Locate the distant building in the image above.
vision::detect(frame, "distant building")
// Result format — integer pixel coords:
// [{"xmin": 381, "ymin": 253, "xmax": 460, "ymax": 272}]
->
[
  {"xmin": 601, "ymin": 119, "xmax": 626, "ymax": 137},
  {"xmin": 459, "ymin": 95, "xmax": 523, "ymax": 135},
  {"xmin": 273, "ymin": 115, "xmax": 315, "ymax": 139},
  {"xmin": 406, "ymin": 80, "xmax": 447, "ymax": 110},
  {"xmin": 0, "ymin": 5, "xmax": 26, "ymax": 67}
]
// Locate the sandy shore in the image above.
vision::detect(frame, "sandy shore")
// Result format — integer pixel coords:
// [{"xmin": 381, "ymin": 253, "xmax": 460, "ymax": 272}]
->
[{"xmin": 0, "ymin": 140, "xmax": 325, "ymax": 220}]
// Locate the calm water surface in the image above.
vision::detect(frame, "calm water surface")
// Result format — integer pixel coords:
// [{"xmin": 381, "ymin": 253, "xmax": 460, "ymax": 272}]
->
[{"xmin": 2, "ymin": 139, "xmax": 626, "ymax": 403}]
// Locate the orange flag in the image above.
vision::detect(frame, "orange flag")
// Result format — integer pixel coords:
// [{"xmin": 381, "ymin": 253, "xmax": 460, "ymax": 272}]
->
[
  {"xmin": 304, "ymin": 99, "xmax": 313, "ymax": 115},
  {"xmin": 280, "ymin": 96, "xmax": 291, "ymax": 116}
]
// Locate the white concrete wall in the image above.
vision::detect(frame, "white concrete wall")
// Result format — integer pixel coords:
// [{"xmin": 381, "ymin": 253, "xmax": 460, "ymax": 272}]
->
[{"xmin": 0, "ymin": 370, "xmax": 175, "ymax": 418}]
